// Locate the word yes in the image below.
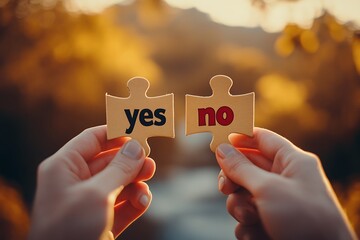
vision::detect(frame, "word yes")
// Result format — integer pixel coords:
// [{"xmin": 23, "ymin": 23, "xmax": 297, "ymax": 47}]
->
[{"xmin": 125, "ymin": 108, "xmax": 166, "ymax": 134}]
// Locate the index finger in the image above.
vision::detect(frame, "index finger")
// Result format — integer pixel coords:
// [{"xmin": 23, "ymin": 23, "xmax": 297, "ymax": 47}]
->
[
  {"xmin": 229, "ymin": 127, "xmax": 296, "ymax": 162},
  {"xmin": 58, "ymin": 125, "xmax": 129, "ymax": 162}
]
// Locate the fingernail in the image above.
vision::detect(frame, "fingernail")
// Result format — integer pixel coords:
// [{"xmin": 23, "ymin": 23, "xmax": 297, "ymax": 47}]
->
[
  {"xmin": 139, "ymin": 194, "xmax": 150, "ymax": 207},
  {"xmin": 217, "ymin": 144, "xmax": 237, "ymax": 159},
  {"xmin": 218, "ymin": 176, "xmax": 225, "ymax": 191},
  {"xmin": 121, "ymin": 140, "xmax": 144, "ymax": 160}
]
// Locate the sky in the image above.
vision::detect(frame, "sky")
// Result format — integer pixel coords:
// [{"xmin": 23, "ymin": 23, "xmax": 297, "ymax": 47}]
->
[{"xmin": 66, "ymin": 0, "xmax": 360, "ymax": 32}]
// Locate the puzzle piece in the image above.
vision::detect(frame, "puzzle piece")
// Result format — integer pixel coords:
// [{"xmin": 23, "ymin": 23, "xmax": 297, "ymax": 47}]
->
[
  {"xmin": 185, "ymin": 75, "xmax": 254, "ymax": 152},
  {"xmin": 106, "ymin": 77, "xmax": 175, "ymax": 156}
]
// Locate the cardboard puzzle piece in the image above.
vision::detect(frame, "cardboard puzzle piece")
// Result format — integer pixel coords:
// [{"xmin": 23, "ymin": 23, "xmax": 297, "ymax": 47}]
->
[
  {"xmin": 106, "ymin": 77, "xmax": 175, "ymax": 156},
  {"xmin": 185, "ymin": 75, "xmax": 254, "ymax": 152}
]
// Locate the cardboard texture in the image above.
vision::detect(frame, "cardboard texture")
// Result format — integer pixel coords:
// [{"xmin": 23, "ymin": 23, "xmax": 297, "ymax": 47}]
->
[
  {"xmin": 185, "ymin": 75, "xmax": 254, "ymax": 152},
  {"xmin": 106, "ymin": 77, "xmax": 175, "ymax": 156}
]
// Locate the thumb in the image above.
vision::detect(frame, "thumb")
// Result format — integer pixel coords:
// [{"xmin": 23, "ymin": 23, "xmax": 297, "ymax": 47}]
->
[
  {"xmin": 88, "ymin": 139, "xmax": 145, "ymax": 194},
  {"xmin": 216, "ymin": 143, "xmax": 273, "ymax": 196}
]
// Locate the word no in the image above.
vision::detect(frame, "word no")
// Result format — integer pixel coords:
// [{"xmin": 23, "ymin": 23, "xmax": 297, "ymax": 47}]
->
[{"xmin": 198, "ymin": 106, "xmax": 234, "ymax": 126}]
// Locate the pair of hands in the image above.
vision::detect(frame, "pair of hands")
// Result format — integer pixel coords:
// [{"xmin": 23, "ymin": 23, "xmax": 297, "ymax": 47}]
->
[{"xmin": 29, "ymin": 126, "xmax": 356, "ymax": 239}]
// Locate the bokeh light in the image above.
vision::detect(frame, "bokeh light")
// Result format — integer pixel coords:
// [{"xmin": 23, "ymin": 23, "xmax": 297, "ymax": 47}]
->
[
  {"xmin": 67, "ymin": 0, "xmax": 360, "ymax": 32},
  {"xmin": 1, "ymin": 0, "xmax": 360, "ymax": 239}
]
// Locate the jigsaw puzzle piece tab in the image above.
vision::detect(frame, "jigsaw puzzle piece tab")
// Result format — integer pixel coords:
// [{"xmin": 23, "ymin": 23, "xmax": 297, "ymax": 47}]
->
[
  {"xmin": 106, "ymin": 77, "xmax": 175, "ymax": 156},
  {"xmin": 185, "ymin": 75, "xmax": 254, "ymax": 152}
]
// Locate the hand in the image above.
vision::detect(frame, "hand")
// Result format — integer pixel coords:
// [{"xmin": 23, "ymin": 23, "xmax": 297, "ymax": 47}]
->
[
  {"xmin": 29, "ymin": 125, "xmax": 156, "ymax": 240},
  {"xmin": 216, "ymin": 127, "xmax": 356, "ymax": 240}
]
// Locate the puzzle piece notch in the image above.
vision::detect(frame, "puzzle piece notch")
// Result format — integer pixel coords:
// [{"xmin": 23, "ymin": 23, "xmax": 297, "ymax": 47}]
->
[
  {"xmin": 185, "ymin": 75, "xmax": 254, "ymax": 152},
  {"xmin": 106, "ymin": 77, "xmax": 175, "ymax": 156}
]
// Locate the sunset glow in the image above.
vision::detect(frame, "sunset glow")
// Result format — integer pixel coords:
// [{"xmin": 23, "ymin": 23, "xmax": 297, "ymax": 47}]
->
[{"xmin": 68, "ymin": 0, "xmax": 360, "ymax": 32}]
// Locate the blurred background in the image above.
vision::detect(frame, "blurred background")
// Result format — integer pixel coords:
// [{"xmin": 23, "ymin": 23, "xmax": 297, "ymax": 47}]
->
[{"xmin": 1, "ymin": 0, "xmax": 360, "ymax": 239}]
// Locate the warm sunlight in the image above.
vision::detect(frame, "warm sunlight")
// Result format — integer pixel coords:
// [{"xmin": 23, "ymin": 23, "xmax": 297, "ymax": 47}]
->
[
  {"xmin": 67, "ymin": 0, "xmax": 360, "ymax": 32},
  {"xmin": 65, "ymin": 0, "xmax": 130, "ymax": 13},
  {"xmin": 2, "ymin": 0, "xmax": 360, "ymax": 239}
]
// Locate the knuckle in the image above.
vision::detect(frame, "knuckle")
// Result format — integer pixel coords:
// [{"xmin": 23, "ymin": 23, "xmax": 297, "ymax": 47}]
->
[
  {"xmin": 109, "ymin": 159, "xmax": 136, "ymax": 176},
  {"xmin": 275, "ymin": 146, "xmax": 294, "ymax": 167},
  {"xmin": 304, "ymin": 152, "xmax": 320, "ymax": 164},
  {"xmin": 226, "ymin": 157, "xmax": 250, "ymax": 178},
  {"xmin": 290, "ymin": 150, "xmax": 321, "ymax": 168},
  {"xmin": 79, "ymin": 128, "xmax": 96, "ymax": 143},
  {"xmin": 81, "ymin": 127, "xmax": 92, "ymax": 136},
  {"xmin": 302, "ymin": 152, "xmax": 322, "ymax": 170},
  {"xmin": 37, "ymin": 160, "xmax": 49, "ymax": 176},
  {"xmin": 276, "ymin": 145, "xmax": 321, "ymax": 171},
  {"xmin": 37, "ymin": 157, "xmax": 57, "ymax": 177}
]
